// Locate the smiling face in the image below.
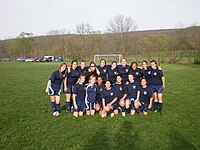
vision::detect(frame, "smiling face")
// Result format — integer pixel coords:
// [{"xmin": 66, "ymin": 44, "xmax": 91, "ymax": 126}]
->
[
  {"xmin": 111, "ymin": 62, "xmax": 117, "ymax": 69},
  {"xmin": 79, "ymin": 76, "xmax": 85, "ymax": 84},
  {"xmin": 72, "ymin": 61, "xmax": 78, "ymax": 69},
  {"xmin": 97, "ymin": 76, "xmax": 103, "ymax": 85},
  {"xmin": 90, "ymin": 63, "xmax": 96, "ymax": 71},
  {"xmin": 128, "ymin": 74, "xmax": 134, "ymax": 82},
  {"xmin": 121, "ymin": 58, "xmax": 127, "ymax": 67},
  {"xmin": 89, "ymin": 76, "xmax": 96, "ymax": 84},
  {"xmin": 80, "ymin": 61, "xmax": 86, "ymax": 68},
  {"xmin": 151, "ymin": 62, "xmax": 157, "ymax": 70},
  {"xmin": 141, "ymin": 78, "xmax": 147, "ymax": 86},
  {"xmin": 105, "ymin": 81, "xmax": 111, "ymax": 89},
  {"xmin": 131, "ymin": 63, "xmax": 137, "ymax": 70},
  {"xmin": 100, "ymin": 59, "xmax": 106, "ymax": 67},
  {"xmin": 116, "ymin": 76, "xmax": 122, "ymax": 84},
  {"xmin": 142, "ymin": 61, "xmax": 148, "ymax": 69}
]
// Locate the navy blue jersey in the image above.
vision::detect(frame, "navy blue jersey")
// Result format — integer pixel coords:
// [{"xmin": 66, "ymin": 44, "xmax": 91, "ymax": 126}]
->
[
  {"xmin": 107, "ymin": 67, "xmax": 118, "ymax": 83},
  {"xmin": 139, "ymin": 86, "xmax": 152, "ymax": 104},
  {"xmin": 113, "ymin": 83, "xmax": 125, "ymax": 99},
  {"xmin": 77, "ymin": 66, "xmax": 88, "ymax": 75},
  {"xmin": 73, "ymin": 83, "xmax": 85, "ymax": 102},
  {"xmin": 128, "ymin": 67, "xmax": 142, "ymax": 82},
  {"xmin": 101, "ymin": 87, "xmax": 117, "ymax": 105},
  {"xmin": 118, "ymin": 65, "xmax": 130, "ymax": 83},
  {"xmin": 85, "ymin": 84, "xmax": 97, "ymax": 103},
  {"xmin": 67, "ymin": 68, "xmax": 79, "ymax": 85},
  {"xmin": 125, "ymin": 81, "xmax": 140, "ymax": 99},
  {"xmin": 50, "ymin": 70, "xmax": 65, "ymax": 89},
  {"xmin": 142, "ymin": 66, "xmax": 152, "ymax": 85},
  {"xmin": 96, "ymin": 84, "xmax": 105, "ymax": 102},
  {"xmin": 151, "ymin": 68, "xmax": 164, "ymax": 85},
  {"xmin": 97, "ymin": 65, "xmax": 110, "ymax": 81}
]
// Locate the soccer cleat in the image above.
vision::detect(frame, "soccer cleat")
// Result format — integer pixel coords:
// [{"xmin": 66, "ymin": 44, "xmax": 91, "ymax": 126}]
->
[
  {"xmin": 55, "ymin": 111, "xmax": 60, "ymax": 116},
  {"xmin": 127, "ymin": 113, "xmax": 131, "ymax": 117},
  {"xmin": 122, "ymin": 112, "xmax": 126, "ymax": 117},
  {"xmin": 53, "ymin": 111, "xmax": 57, "ymax": 116},
  {"xmin": 110, "ymin": 113, "xmax": 114, "ymax": 117},
  {"xmin": 139, "ymin": 113, "xmax": 143, "ymax": 116},
  {"xmin": 154, "ymin": 109, "xmax": 158, "ymax": 112}
]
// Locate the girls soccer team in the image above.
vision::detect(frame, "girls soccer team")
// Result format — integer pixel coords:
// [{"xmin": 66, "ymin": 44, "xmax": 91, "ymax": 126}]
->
[{"xmin": 45, "ymin": 58, "xmax": 165, "ymax": 117}]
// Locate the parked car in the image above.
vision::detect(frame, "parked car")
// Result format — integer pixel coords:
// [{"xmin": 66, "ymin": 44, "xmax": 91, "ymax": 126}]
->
[
  {"xmin": 3, "ymin": 58, "xmax": 11, "ymax": 61},
  {"xmin": 17, "ymin": 58, "xmax": 26, "ymax": 62},
  {"xmin": 36, "ymin": 57, "xmax": 44, "ymax": 62},
  {"xmin": 25, "ymin": 58, "xmax": 34, "ymax": 62}
]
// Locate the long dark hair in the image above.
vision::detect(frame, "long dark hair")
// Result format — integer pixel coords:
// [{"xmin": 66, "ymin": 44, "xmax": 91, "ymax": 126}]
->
[{"xmin": 116, "ymin": 75, "xmax": 124, "ymax": 91}]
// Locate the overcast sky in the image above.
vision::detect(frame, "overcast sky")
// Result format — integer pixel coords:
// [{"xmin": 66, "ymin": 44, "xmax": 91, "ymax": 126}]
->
[{"xmin": 0, "ymin": 0, "xmax": 200, "ymax": 40}]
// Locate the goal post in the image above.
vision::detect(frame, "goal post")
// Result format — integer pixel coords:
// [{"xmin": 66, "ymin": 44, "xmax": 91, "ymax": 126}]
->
[{"xmin": 94, "ymin": 54, "xmax": 122, "ymax": 64}]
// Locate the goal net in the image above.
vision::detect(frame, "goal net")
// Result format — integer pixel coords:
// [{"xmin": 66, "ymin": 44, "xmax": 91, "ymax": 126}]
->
[{"xmin": 94, "ymin": 54, "xmax": 122, "ymax": 64}]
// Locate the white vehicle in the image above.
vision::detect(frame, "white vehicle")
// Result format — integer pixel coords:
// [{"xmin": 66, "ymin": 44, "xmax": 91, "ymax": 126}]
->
[
  {"xmin": 44, "ymin": 56, "xmax": 54, "ymax": 61},
  {"xmin": 25, "ymin": 58, "xmax": 34, "ymax": 62}
]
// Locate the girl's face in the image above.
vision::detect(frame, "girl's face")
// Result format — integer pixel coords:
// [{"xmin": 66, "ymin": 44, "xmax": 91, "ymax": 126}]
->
[
  {"xmin": 97, "ymin": 77, "xmax": 103, "ymax": 85},
  {"xmin": 90, "ymin": 77, "xmax": 96, "ymax": 84},
  {"xmin": 80, "ymin": 62, "xmax": 86, "ymax": 68},
  {"xmin": 151, "ymin": 62, "xmax": 157, "ymax": 70},
  {"xmin": 121, "ymin": 59, "xmax": 127, "ymax": 66},
  {"xmin": 90, "ymin": 63, "xmax": 96, "ymax": 71},
  {"xmin": 131, "ymin": 63, "xmax": 137, "ymax": 70},
  {"xmin": 105, "ymin": 81, "xmax": 111, "ymax": 89},
  {"xmin": 60, "ymin": 65, "xmax": 67, "ymax": 72},
  {"xmin": 79, "ymin": 76, "xmax": 85, "ymax": 84},
  {"xmin": 116, "ymin": 76, "xmax": 122, "ymax": 83},
  {"xmin": 100, "ymin": 60, "xmax": 106, "ymax": 67},
  {"xmin": 72, "ymin": 62, "xmax": 78, "ymax": 69},
  {"xmin": 141, "ymin": 79, "xmax": 147, "ymax": 86},
  {"xmin": 128, "ymin": 74, "xmax": 134, "ymax": 82},
  {"xmin": 111, "ymin": 62, "xmax": 117, "ymax": 69},
  {"xmin": 142, "ymin": 62, "xmax": 148, "ymax": 69}
]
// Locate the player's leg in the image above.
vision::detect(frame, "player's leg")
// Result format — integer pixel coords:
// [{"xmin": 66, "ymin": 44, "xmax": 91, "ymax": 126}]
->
[
  {"xmin": 153, "ymin": 92, "xmax": 158, "ymax": 112},
  {"xmin": 90, "ymin": 103, "xmax": 95, "ymax": 116},
  {"xmin": 119, "ymin": 99, "xmax": 126, "ymax": 116},
  {"xmin": 158, "ymin": 93, "xmax": 163, "ymax": 113},
  {"xmin": 125, "ymin": 100, "xmax": 131, "ymax": 115},
  {"xmin": 55, "ymin": 95, "xmax": 61, "ymax": 116},
  {"xmin": 50, "ymin": 96, "xmax": 56, "ymax": 116},
  {"xmin": 134, "ymin": 100, "xmax": 142, "ymax": 115}
]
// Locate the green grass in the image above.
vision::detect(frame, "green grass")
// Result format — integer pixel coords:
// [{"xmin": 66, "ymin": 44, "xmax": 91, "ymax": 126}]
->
[{"xmin": 0, "ymin": 62, "xmax": 200, "ymax": 150}]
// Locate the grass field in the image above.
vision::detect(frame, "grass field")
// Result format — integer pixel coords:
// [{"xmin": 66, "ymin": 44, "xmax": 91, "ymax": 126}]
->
[{"xmin": 0, "ymin": 62, "xmax": 200, "ymax": 150}]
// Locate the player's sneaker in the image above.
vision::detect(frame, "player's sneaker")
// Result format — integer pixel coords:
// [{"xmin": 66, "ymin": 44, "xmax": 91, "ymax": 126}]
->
[
  {"xmin": 110, "ymin": 113, "xmax": 114, "ymax": 117},
  {"xmin": 55, "ymin": 111, "xmax": 60, "ymax": 116},
  {"xmin": 154, "ymin": 109, "xmax": 158, "ymax": 112},
  {"xmin": 122, "ymin": 112, "xmax": 126, "ymax": 117},
  {"xmin": 53, "ymin": 111, "xmax": 57, "ymax": 116},
  {"xmin": 139, "ymin": 112, "xmax": 143, "ymax": 116}
]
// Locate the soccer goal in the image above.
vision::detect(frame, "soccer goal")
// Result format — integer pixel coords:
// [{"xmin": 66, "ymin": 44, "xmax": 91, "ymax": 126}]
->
[{"xmin": 94, "ymin": 54, "xmax": 122, "ymax": 64}]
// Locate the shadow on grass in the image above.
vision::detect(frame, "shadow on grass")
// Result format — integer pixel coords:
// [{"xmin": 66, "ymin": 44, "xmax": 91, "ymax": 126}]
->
[
  {"xmin": 114, "ymin": 120, "xmax": 141, "ymax": 149},
  {"xmin": 169, "ymin": 129, "xmax": 197, "ymax": 150},
  {"xmin": 84, "ymin": 127, "xmax": 110, "ymax": 150}
]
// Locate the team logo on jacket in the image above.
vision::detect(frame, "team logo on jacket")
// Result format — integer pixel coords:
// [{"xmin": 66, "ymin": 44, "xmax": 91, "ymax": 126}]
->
[
  {"xmin": 114, "ymin": 71, "xmax": 118, "ymax": 75},
  {"xmin": 154, "ymin": 72, "xmax": 157, "ymax": 76},
  {"xmin": 100, "ymin": 88, "xmax": 103, "ymax": 91},
  {"xmin": 133, "ymin": 86, "xmax": 136, "ymax": 89},
  {"xmin": 148, "ymin": 71, "xmax": 151, "ymax": 75},
  {"xmin": 126, "ymin": 69, "xmax": 129, "ymax": 72},
  {"xmin": 120, "ymin": 87, "xmax": 122, "ymax": 91},
  {"xmin": 136, "ymin": 72, "xmax": 139, "ymax": 75},
  {"xmin": 103, "ymin": 69, "xmax": 106, "ymax": 73},
  {"xmin": 144, "ymin": 91, "xmax": 147, "ymax": 95},
  {"xmin": 110, "ymin": 93, "xmax": 114, "ymax": 96}
]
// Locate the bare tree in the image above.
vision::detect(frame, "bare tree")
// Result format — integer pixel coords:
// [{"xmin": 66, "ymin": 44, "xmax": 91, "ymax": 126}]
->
[{"xmin": 107, "ymin": 15, "xmax": 137, "ymax": 57}]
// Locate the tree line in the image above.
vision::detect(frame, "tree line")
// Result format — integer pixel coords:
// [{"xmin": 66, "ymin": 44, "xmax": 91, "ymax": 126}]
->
[{"xmin": 0, "ymin": 15, "xmax": 200, "ymax": 64}]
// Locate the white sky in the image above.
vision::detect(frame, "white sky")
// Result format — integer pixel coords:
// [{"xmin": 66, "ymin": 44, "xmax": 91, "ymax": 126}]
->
[{"xmin": 0, "ymin": 0, "xmax": 200, "ymax": 39}]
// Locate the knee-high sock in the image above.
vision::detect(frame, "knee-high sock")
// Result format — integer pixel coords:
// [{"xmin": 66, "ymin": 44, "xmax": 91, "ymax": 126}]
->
[
  {"xmin": 51, "ymin": 102, "xmax": 56, "ymax": 112},
  {"xmin": 154, "ymin": 102, "xmax": 158, "ymax": 110},
  {"xmin": 121, "ymin": 106, "xmax": 125, "ymax": 112},
  {"xmin": 158, "ymin": 103, "xmax": 163, "ymax": 112},
  {"xmin": 66, "ymin": 102, "xmax": 71, "ymax": 111},
  {"xmin": 56, "ymin": 103, "xmax": 60, "ymax": 112},
  {"xmin": 126, "ymin": 107, "xmax": 131, "ymax": 114}
]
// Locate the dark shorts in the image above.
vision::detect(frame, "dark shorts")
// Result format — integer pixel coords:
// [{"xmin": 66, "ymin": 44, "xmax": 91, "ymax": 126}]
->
[
  {"xmin": 64, "ymin": 85, "xmax": 74, "ymax": 94},
  {"xmin": 96, "ymin": 101, "xmax": 103, "ymax": 109},
  {"xmin": 73, "ymin": 101, "xmax": 85, "ymax": 112},
  {"xmin": 139, "ymin": 101, "xmax": 149, "ymax": 112},
  {"xmin": 112, "ymin": 103, "xmax": 119, "ymax": 110},
  {"xmin": 85, "ymin": 102, "xmax": 95, "ymax": 110},
  {"xmin": 48, "ymin": 86, "xmax": 61, "ymax": 96},
  {"xmin": 151, "ymin": 85, "xmax": 163, "ymax": 94}
]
